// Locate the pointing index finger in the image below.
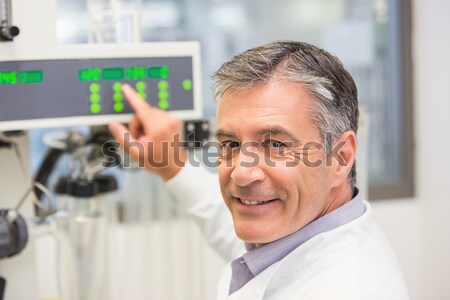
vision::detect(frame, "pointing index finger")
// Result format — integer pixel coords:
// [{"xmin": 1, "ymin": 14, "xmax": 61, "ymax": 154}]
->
[{"xmin": 122, "ymin": 84, "xmax": 152, "ymax": 119}]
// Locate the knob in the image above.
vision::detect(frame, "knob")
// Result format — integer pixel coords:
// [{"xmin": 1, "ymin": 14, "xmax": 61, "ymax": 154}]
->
[{"xmin": 0, "ymin": 25, "xmax": 20, "ymax": 41}]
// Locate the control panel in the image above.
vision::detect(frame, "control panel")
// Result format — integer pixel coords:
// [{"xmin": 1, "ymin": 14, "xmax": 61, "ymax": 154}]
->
[{"xmin": 0, "ymin": 42, "xmax": 201, "ymax": 131}]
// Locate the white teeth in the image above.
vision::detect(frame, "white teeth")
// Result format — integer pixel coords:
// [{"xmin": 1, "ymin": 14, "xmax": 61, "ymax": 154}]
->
[{"xmin": 239, "ymin": 199, "xmax": 271, "ymax": 205}]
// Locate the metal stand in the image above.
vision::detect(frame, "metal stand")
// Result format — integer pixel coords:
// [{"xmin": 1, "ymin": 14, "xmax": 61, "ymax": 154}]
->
[{"xmin": 0, "ymin": 0, "xmax": 20, "ymax": 41}]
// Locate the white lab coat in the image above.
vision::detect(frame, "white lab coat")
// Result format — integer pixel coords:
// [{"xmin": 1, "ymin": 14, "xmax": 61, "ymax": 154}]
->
[{"xmin": 166, "ymin": 162, "xmax": 410, "ymax": 300}]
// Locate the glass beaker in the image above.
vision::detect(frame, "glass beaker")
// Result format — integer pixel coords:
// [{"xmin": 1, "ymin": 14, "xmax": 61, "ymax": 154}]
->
[
  {"xmin": 87, "ymin": 0, "xmax": 142, "ymax": 43},
  {"xmin": 54, "ymin": 188, "xmax": 109, "ymax": 300}
]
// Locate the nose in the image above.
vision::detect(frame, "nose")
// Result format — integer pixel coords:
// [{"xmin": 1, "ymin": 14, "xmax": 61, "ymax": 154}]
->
[{"xmin": 230, "ymin": 146, "xmax": 266, "ymax": 187}]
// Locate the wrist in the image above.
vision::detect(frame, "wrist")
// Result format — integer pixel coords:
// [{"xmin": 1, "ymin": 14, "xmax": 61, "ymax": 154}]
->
[{"xmin": 154, "ymin": 149, "xmax": 188, "ymax": 181}]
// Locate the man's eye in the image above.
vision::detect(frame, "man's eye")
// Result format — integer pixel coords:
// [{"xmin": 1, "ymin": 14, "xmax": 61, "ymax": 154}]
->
[
  {"xmin": 219, "ymin": 141, "xmax": 240, "ymax": 159},
  {"xmin": 221, "ymin": 141, "xmax": 240, "ymax": 149},
  {"xmin": 264, "ymin": 140, "xmax": 286, "ymax": 148}
]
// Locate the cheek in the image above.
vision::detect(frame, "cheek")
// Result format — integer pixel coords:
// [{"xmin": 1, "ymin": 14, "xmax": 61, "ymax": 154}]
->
[
  {"xmin": 218, "ymin": 164, "xmax": 231, "ymax": 187},
  {"xmin": 265, "ymin": 162, "xmax": 304, "ymax": 199},
  {"xmin": 268, "ymin": 161, "xmax": 321, "ymax": 205}
]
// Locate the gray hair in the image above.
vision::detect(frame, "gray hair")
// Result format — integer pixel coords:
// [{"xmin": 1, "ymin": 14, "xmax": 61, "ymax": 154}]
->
[{"xmin": 212, "ymin": 40, "xmax": 359, "ymax": 187}]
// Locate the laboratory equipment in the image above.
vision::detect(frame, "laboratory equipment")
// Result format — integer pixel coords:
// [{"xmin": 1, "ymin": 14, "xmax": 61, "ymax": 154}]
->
[
  {"xmin": 53, "ymin": 175, "xmax": 117, "ymax": 300},
  {"xmin": 0, "ymin": 0, "xmax": 20, "ymax": 41},
  {"xmin": 0, "ymin": 42, "xmax": 201, "ymax": 131},
  {"xmin": 0, "ymin": 209, "xmax": 27, "ymax": 300},
  {"xmin": 87, "ymin": 0, "xmax": 141, "ymax": 43},
  {"xmin": 31, "ymin": 129, "xmax": 119, "ymax": 300},
  {"xmin": 0, "ymin": 210, "xmax": 28, "ymax": 259},
  {"xmin": 0, "ymin": 1, "xmax": 210, "ymax": 298}
]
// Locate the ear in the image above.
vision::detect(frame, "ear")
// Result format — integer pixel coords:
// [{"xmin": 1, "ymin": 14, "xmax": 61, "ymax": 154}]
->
[{"xmin": 329, "ymin": 131, "xmax": 357, "ymax": 188}]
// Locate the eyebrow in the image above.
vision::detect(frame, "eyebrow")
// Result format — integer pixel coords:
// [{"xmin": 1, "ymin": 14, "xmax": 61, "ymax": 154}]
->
[
  {"xmin": 215, "ymin": 126, "xmax": 302, "ymax": 144},
  {"xmin": 215, "ymin": 129, "xmax": 236, "ymax": 140},
  {"xmin": 255, "ymin": 126, "xmax": 302, "ymax": 144}
]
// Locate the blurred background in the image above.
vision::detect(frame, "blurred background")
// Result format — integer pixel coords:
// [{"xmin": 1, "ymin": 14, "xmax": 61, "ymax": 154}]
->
[{"xmin": 0, "ymin": 0, "xmax": 449, "ymax": 299}]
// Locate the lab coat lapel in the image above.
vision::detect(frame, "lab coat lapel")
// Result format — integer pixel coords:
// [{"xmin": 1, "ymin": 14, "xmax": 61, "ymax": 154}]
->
[{"xmin": 217, "ymin": 260, "xmax": 283, "ymax": 300}]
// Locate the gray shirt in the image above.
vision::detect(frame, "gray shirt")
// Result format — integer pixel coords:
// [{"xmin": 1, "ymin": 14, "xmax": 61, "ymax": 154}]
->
[{"xmin": 229, "ymin": 188, "xmax": 365, "ymax": 295}]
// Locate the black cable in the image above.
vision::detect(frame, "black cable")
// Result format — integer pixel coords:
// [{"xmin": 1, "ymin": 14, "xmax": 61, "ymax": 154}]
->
[
  {"xmin": 0, "ymin": 140, "xmax": 13, "ymax": 149},
  {"xmin": 32, "ymin": 148, "xmax": 64, "ymax": 216}
]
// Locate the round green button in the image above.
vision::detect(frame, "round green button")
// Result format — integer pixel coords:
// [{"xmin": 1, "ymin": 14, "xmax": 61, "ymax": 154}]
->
[
  {"xmin": 89, "ymin": 83, "xmax": 101, "ymax": 93},
  {"xmin": 138, "ymin": 92, "xmax": 147, "ymax": 100},
  {"xmin": 158, "ymin": 80, "xmax": 169, "ymax": 90},
  {"xmin": 90, "ymin": 93, "xmax": 101, "ymax": 103},
  {"xmin": 113, "ymin": 82, "xmax": 122, "ymax": 92},
  {"xmin": 113, "ymin": 93, "xmax": 123, "ymax": 102},
  {"xmin": 136, "ymin": 81, "xmax": 146, "ymax": 91},
  {"xmin": 90, "ymin": 103, "xmax": 101, "ymax": 114},
  {"xmin": 182, "ymin": 79, "xmax": 192, "ymax": 91},
  {"xmin": 114, "ymin": 102, "xmax": 124, "ymax": 112},
  {"xmin": 158, "ymin": 90, "xmax": 169, "ymax": 100},
  {"xmin": 158, "ymin": 100, "xmax": 169, "ymax": 110}
]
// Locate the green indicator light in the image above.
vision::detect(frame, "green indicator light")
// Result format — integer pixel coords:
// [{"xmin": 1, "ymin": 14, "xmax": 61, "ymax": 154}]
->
[
  {"xmin": 158, "ymin": 80, "xmax": 169, "ymax": 90},
  {"xmin": 91, "ymin": 103, "xmax": 101, "ymax": 114},
  {"xmin": 90, "ymin": 94, "xmax": 101, "ymax": 103},
  {"xmin": 102, "ymin": 68, "xmax": 123, "ymax": 80},
  {"xmin": 182, "ymin": 79, "xmax": 193, "ymax": 91},
  {"xmin": 158, "ymin": 90, "xmax": 169, "ymax": 100},
  {"xmin": 149, "ymin": 66, "xmax": 170, "ymax": 79},
  {"xmin": 113, "ymin": 82, "xmax": 122, "ymax": 92},
  {"xmin": 113, "ymin": 93, "xmax": 123, "ymax": 102},
  {"xmin": 158, "ymin": 100, "xmax": 169, "ymax": 110},
  {"xmin": 20, "ymin": 70, "xmax": 43, "ymax": 84},
  {"xmin": 90, "ymin": 83, "xmax": 101, "ymax": 93},
  {"xmin": 136, "ymin": 81, "xmax": 146, "ymax": 91},
  {"xmin": 114, "ymin": 102, "xmax": 124, "ymax": 112},
  {"xmin": 125, "ymin": 66, "xmax": 146, "ymax": 80},
  {"xmin": 0, "ymin": 71, "xmax": 18, "ymax": 84},
  {"xmin": 138, "ymin": 92, "xmax": 147, "ymax": 100},
  {"xmin": 79, "ymin": 68, "xmax": 100, "ymax": 81}
]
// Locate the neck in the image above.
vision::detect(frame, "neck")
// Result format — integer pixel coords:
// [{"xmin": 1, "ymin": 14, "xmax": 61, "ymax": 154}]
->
[{"xmin": 321, "ymin": 183, "xmax": 353, "ymax": 217}]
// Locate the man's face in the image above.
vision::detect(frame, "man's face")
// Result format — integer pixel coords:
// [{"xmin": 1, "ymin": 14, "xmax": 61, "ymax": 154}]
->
[{"xmin": 216, "ymin": 80, "xmax": 335, "ymax": 244}]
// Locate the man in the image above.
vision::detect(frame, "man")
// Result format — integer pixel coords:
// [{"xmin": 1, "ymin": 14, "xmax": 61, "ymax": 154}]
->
[{"xmin": 109, "ymin": 41, "xmax": 409, "ymax": 299}]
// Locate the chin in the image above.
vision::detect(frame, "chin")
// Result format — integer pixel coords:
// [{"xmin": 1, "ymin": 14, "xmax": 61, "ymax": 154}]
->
[{"xmin": 234, "ymin": 224, "xmax": 275, "ymax": 244}]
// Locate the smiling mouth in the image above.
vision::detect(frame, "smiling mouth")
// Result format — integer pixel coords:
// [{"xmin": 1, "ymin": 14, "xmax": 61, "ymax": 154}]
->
[{"xmin": 235, "ymin": 197, "xmax": 277, "ymax": 206}]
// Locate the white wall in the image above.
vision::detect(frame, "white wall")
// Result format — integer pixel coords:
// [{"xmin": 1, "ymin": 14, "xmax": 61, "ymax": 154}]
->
[{"xmin": 371, "ymin": 0, "xmax": 450, "ymax": 298}]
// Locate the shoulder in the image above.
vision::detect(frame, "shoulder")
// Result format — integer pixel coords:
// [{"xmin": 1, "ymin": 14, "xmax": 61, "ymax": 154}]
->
[{"xmin": 265, "ymin": 202, "xmax": 410, "ymax": 299}]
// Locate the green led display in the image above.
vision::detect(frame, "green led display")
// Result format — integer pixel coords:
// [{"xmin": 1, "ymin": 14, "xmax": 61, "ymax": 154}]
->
[
  {"xmin": 149, "ymin": 66, "xmax": 170, "ymax": 78},
  {"xmin": 125, "ymin": 67, "xmax": 146, "ymax": 80},
  {"xmin": 0, "ymin": 71, "xmax": 18, "ymax": 84},
  {"xmin": 20, "ymin": 70, "xmax": 43, "ymax": 84},
  {"xmin": 102, "ymin": 68, "xmax": 123, "ymax": 80},
  {"xmin": 79, "ymin": 68, "xmax": 101, "ymax": 81}
]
